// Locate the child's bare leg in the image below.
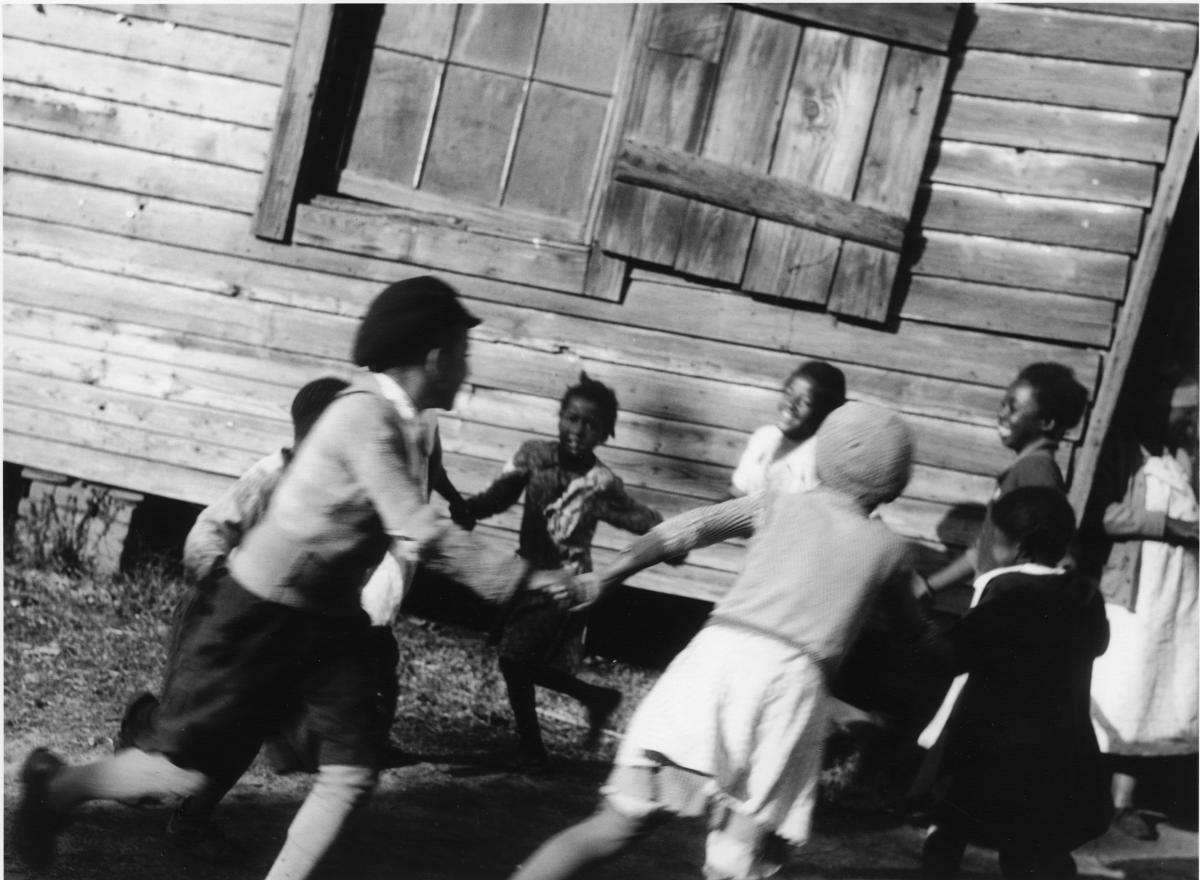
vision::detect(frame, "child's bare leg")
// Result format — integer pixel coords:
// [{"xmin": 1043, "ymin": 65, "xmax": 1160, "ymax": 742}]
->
[
  {"xmin": 509, "ymin": 798, "xmax": 664, "ymax": 880},
  {"xmin": 500, "ymin": 658, "xmax": 547, "ymax": 759},
  {"xmin": 263, "ymin": 764, "xmax": 376, "ymax": 880}
]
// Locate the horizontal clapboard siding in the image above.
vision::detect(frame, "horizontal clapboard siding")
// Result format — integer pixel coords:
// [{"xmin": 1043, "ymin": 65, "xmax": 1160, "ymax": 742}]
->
[{"xmin": 3, "ymin": 3, "xmax": 1193, "ymax": 605}]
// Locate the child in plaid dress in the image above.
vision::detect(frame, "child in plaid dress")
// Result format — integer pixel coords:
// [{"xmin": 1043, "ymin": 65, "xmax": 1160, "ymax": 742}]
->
[{"xmin": 465, "ymin": 373, "xmax": 666, "ymax": 765}]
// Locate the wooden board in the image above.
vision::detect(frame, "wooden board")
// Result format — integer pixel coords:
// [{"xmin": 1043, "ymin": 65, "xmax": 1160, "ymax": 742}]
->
[
  {"xmin": 86, "ymin": 4, "xmax": 300, "ymax": 45},
  {"xmin": 752, "ymin": 3, "xmax": 961, "ymax": 52},
  {"xmin": 600, "ymin": 6, "xmax": 727, "ymax": 266},
  {"xmin": 744, "ymin": 28, "xmax": 887, "ymax": 301},
  {"xmin": 940, "ymin": 94, "xmax": 1171, "ymax": 163},
  {"xmin": 913, "ymin": 230, "xmax": 1130, "ymax": 301},
  {"xmin": 4, "ymin": 82, "xmax": 271, "ymax": 173},
  {"xmin": 3, "ymin": 4, "xmax": 290, "ymax": 84},
  {"xmin": 374, "ymin": 4, "xmax": 457, "ymax": 59},
  {"xmin": 342, "ymin": 48, "xmax": 441, "ymax": 191},
  {"xmin": 673, "ymin": 10, "xmax": 799, "ymax": 282},
  {"xmin": 4, "ymin": 173, "xmax": 1101, "ymax": 393},
  {"xmin": 3, "ymin": 38, "xmax": 279, "ymax": 129},
  {"xmin": 919, "ymin": 183, "xmax": 1144, "ymax": 254},
  {"xmin": 503, "ymin": 83, "xmax": 609, "ymax": 223},
  {"xmin": 1029, "ymin": 4, "xmax": 1198, "ymax": 23},
  {"xmin": 967, "ymin": 4, "xmax": 1197, "ymax": 70},
  {"xmin": 902, "ymin": 276, "xmax": 1116, "ymax": 348},
  {"xmin": 828, "ymin": 46, "xmax": 948, "ymax": 321},
  {"xmin": 954, "ymin": 49, "xmax": 1186, "ymax": 117},
  {"xmin": 6, "ymin": 127, "xmax": 260, "ymax": 214},
  {"xmin": 449, "ymin": 4, "xmax": 544, "ymax": 78},
  {"xmin": 535, "ymin": 4, "xmax": 635, "ymax": 95},
  {"xmin": 927, "ymin": 140, "xmax": 1156, "ymax": 208},
  {"xmin": 5, "ymin": 219, "xmax": 1012, "ymax": 433},
  {"xmin": 420, "ymin": 64, "xmax": 524, "ymax": 205}
]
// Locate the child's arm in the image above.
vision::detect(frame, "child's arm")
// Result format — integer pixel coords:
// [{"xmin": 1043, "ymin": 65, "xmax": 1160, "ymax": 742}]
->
[
  {"xmin": 920, "ymin": 549, "xmax": 977, "ymax": 596},
  {"xmin": 461, "ymin": 445, "xmax": 535, "ymax": 522},
  {"xmin": 574, "ymin": 494, "xmax": 763, "ymax": 608},
  {"xmin": 433, "ymin": 468, "xmax": 476, "ymax": 530},
  {"xmin": 595, "ymin": 478, "xmax": 663, "ymax": 535}
]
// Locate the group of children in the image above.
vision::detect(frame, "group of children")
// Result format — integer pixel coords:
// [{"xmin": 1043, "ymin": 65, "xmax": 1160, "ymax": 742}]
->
[{"xmin": 15, "ymin": 274, "xmax": 1135, "ymax": 880}]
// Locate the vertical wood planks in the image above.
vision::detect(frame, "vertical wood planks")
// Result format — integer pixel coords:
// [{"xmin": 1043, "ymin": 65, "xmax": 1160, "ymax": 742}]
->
[
  {"xmin": 743, "ymin": 29, "xmax": 887, "ymax": 302},
  {"xmin": 827, "ymin": 47, "xmax": 948, "ymax": 321},
  {"xmin": 253, "ymin": 4, "xmax": 335, "ymax": 241},
  {"xmin": 672, "ymin": 10, "xmax": 799, "ymax": 282},
  {"xmin": 599, "ymin": 5, "xmax": 730, "ymax": 264}
]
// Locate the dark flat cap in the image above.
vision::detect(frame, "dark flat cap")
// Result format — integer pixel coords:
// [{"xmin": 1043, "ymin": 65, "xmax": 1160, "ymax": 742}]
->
[{"xmin": 352, "ymin": 276, "xmax": 481, "ymax": 371}]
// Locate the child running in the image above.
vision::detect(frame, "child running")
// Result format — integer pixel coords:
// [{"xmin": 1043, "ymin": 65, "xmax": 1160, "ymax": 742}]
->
[
  {"xmin": 15, "ymin": 277, "xmax": 582, "ymax": 879},
  {"xmin": 920, "ymin": 487, "xmax": 1111, "ymax": 879},
  {"xmin": 508, "ymin": 401, "xmax": 934, "ymax": 880},
  {"xmin": 463, "ymin": 373, "xmax": 665, "ymax": 766}
]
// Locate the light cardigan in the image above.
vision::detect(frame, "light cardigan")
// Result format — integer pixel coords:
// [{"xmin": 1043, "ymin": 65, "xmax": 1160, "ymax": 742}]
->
[{"xmin": 230, "ymin": 374, "xmax": 528, "ymax": 616}]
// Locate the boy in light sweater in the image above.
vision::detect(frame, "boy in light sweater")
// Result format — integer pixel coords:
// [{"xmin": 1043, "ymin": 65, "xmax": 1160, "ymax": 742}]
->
[{"xmin": 509, "ymin": 402, "xmax": 934, "ymax": 880}]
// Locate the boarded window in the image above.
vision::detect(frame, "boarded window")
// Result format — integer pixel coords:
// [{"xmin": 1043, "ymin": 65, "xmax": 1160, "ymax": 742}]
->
[
  {"xmin": 597, "ymin": 4, "xmax": 955, "ymax": 322},
  {"xmin": 336, "ymin": 4, "xmax": 635, "ymax": 242}
]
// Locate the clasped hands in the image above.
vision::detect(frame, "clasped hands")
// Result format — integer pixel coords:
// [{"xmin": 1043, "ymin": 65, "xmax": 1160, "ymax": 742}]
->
[{"xmin": 526, "ymin": 569, "xmax": 609, "ymax": 612}]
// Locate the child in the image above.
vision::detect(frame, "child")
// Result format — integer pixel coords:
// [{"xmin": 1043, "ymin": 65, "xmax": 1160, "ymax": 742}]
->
[
  {"xmin": 463, "ymin": 373, "xmax": 665, "ymax": 766},
  {"xmin": 921, "ymin": 486, "xmax": 1111, "ymax": 879},
  {"xmin": 730, "ymin": 359, "xmax": 846, "ymax": 496},
  {"xmin": 916, "ymin": 362, "xmax": 1088, "ymax": 749},
  {"xmin": 15, "ymin": 277, "xmax": 582, "ymax": 879},
  {"xmin": 508, "ymin": 402, "xmax": 935, "ymax": 880}
]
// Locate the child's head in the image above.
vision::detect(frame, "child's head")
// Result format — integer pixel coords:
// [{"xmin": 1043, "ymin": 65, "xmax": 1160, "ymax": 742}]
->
[
  {"xmin": 815, "ymin": 401, "xmax": 914, "ymax": 511},
  {"xmin": 291, "ymin": 377, "xmax": 350, "ymax": 446},
  {"xmin": 558, "ymin": 373, "xmax": 618, "ymax": 462},
  {"xmin": 997, "ymin": 362, "xmax": 1088, "ymax": 451},
  {"xmin": 989, "ymin": 486, "xmax": 1076, "ymax": 567},
  {"xmin": 777, "ymin": 360, "xmax": 847, "ymax": 442}
]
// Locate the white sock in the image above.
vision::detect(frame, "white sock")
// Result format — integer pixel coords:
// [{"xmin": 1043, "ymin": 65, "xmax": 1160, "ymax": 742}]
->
[
  {"xmin": 264, "ymin": 764, "xmax": 377, "ymax": 880},
  {"xmin": 50, "ymin": 749, "xmax": 207, "ymax": 811}
]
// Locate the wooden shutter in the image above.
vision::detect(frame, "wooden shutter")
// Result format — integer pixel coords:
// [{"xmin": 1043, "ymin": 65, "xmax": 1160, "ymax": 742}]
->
[{"xmin": 598, "ymin": 4, "xmax": 954, "ymax": 322}]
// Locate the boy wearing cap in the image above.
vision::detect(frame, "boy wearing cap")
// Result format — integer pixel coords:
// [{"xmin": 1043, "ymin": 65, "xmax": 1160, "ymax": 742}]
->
[
  {"xmin": 509, "ymin": 402, "xmax": 935, "ymax": 880},
  {"xmin": 15, "ymin": 277, "xmax": 582, "ymax": 880}
]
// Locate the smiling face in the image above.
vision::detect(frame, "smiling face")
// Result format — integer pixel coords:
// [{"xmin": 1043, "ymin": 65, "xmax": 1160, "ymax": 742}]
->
[
  {"xmin": 558, "ymin": 395, "xmax": 607, "ymax": 462},
  {"xmin": 777, "ymin": 375, "xmax": 822, "ymax": 442},
  {"xmin": 997, "ymin": 379, "xmax": 1053, "ymax": 452}
]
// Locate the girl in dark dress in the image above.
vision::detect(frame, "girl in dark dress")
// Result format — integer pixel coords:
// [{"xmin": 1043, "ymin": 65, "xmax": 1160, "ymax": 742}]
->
[{"xmin": 922, "ymin": 486, "xmax": 1111, "ymax": 879}]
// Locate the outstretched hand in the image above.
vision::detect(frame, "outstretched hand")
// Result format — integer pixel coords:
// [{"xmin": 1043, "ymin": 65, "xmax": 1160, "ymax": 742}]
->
[{"xmin": 526, "ymin": 569, "xmax": 603, "ymax": 611}]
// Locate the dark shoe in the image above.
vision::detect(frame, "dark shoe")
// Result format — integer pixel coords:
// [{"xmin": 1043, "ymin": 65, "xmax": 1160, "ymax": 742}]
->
[
  {"xmin": 584, "ymin": 688, "xmax": 622, "ymax": 749},
  {"xmin": 1112, "ymin": 806, "xmax": 1158, "ymax": 841},
  {"xmin": 15, "ymin": 748, "xmax": 65, "ymax": 871},
  {"xmin": 115, "ymin": 690, "xmax": 159, "ymax": 753}
]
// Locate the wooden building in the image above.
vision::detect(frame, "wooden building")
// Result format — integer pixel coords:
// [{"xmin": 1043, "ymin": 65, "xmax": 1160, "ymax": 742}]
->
[{"xmin": 4, "ymin": 3, "xmax": 1197, "ymax": 601}]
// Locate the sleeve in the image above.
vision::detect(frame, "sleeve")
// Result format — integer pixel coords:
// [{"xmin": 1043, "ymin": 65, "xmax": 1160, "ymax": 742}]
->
[
  {"xmin": 463, "ymin": 443, "xmax": 534, "ymax": 520},
  {"xmin": 338, "ymin": 395, "xmax": 530, "ymax": 605},
  {"xmin": 731, "ymin": 428, "xmax": 770, "ymax": 496},
  {"xmin": 595, "ymin": 475, "xmax": 663, "ymax": 535},
  {"xmin": 182, "ymin": 457, "xmax": 280, "ymax": 582},
  {"xmin": 1010, "ymin": 451, "xmax": 1065, "ymax": 491},
  {"xmin": 600, "ymin": 494, "xmax": 762, "ymax": 584}
]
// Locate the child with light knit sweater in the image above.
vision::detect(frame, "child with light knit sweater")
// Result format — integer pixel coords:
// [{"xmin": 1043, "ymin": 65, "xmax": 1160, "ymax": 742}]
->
[{"xmin": 508, "ymin": 402, "xmax": 935, "ymax": 880}]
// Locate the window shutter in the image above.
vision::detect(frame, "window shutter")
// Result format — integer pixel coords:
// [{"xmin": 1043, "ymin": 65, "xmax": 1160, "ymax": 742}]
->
[{"xmin": 597, "ymin": 4, "xmax": 955, "ymax": 322}]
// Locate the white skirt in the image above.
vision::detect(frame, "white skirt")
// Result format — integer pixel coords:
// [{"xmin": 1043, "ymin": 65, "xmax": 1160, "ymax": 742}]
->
[{"xmin": 614, "ymin": 624, "xmax": 830, "ymax": 844}]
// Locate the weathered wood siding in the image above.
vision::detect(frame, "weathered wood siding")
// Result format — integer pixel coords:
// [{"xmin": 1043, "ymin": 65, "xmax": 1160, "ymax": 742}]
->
[{"xmin": 4, "ymin": 4, "xmax": 1196, "ymax": 601}]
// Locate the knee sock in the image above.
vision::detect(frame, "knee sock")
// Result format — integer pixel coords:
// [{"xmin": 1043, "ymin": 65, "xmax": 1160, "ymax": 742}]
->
[
  {"xmin": 48, "ymin": 749, "xmax": 208, "ymax": 812},
  {"xmin": 509, "ymin": 804, "xmax": 658, "ymax": 880},
  {"xmin": 263, "ymin": 764, "xmax": 377, "ymax": 880}
]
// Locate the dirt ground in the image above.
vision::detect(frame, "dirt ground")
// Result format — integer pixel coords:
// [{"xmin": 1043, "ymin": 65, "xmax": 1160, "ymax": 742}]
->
[{"xmin": 5, "ymin": 730, "xmax": 1197, "ymax": 880}]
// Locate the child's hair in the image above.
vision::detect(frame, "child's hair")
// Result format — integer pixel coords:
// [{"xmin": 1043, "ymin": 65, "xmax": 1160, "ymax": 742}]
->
[
  {"xmin": 291, "ymin": 377, "xmax": 351, "ymax": 442},
  {"xmin": 990, "ymin": 486, "xmax": 1076, "ymax": 564},
  {"xmin": 562, "ymin": 372, "xmax": 619, "ymax": 440},
  {"xmin": 1016, "ymin": 362, "xmax": 1088, "ymax": 438},
  {"xmin": 787, "ymin": 360, "xmax": 847, "ymax": 421}
]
